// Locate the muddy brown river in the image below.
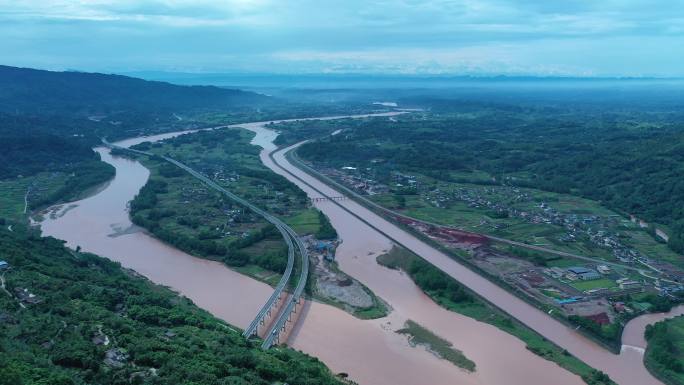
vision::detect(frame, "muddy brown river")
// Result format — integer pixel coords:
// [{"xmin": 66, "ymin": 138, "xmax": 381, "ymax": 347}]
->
[{"xmin": 40, "ymin": 114, "xmax": 682, "ymax": 385}]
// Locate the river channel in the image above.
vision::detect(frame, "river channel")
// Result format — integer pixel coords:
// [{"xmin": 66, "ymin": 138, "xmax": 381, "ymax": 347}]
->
[{"xmin": 39, "ymin": 114, "xmax": 682, "ymax": 385}]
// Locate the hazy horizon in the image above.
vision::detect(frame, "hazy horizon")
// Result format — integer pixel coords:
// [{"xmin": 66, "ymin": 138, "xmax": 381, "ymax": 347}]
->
[{"xmin": 1, "ymin": 1, "xmax": 683, "ymax": 77}]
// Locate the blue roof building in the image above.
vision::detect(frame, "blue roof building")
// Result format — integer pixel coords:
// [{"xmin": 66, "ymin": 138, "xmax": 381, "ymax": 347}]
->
[{"xmin": 567, "ymin": 266, "xmax": 600, "ymax": 280}]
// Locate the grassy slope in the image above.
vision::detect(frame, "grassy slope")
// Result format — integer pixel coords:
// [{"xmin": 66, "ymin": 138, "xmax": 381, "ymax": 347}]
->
[{"xmin": 286, "ymin": 208, "xmax": 322, "ymax": 234}]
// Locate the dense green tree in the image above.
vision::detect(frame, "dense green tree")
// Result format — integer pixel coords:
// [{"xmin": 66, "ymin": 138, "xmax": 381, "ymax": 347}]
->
[
  {"xmin": 296, "ymin": 105, "xmax": 684, "ymax": 254},
  {"xmin": 0, "ymin": 228, "xmax": 343, "ymax": 385}
]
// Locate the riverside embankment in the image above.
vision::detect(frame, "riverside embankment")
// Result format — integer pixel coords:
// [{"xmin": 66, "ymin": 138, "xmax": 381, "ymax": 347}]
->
[{"xmin": 38, "ymin": 113, "xmax": 678, "ymax": 385}]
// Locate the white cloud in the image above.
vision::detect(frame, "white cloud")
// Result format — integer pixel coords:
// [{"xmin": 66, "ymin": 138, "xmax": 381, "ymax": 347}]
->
[
  {"xmin": 0, "ymin": 0, "xmax": 682, "ymax": 75},
  {"xmin": 0, "ymin": 0, "xmax": 277, "ymax": 26}
]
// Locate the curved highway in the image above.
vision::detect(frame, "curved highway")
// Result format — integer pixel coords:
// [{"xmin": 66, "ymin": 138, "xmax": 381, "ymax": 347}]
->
[
  {"xmin": 261, "ymin": 226, "xmax": 309, "ymax": 349},
  {"xmin": 102, "ymin": 139, "xmax": 307, "ymax": 348}
]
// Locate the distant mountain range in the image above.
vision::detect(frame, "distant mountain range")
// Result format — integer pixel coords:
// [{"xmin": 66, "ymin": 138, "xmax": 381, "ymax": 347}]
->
[
  {"xmin": 0, "ymin": 65, "xmax": 275, "ymax": 143},
  {"xmin": 123, "ymin": 70, "xmax": 684, "ymax": 90},
  {"xmin": 0, "ymin": 65, "xmax": 269, "ymax": 116}
]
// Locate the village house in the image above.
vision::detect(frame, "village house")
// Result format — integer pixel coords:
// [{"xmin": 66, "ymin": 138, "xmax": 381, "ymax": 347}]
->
[
  {"xmin": 567, "ymin": 267, "xmax": 601, "ymax": 281},
  {"xmin": 14, "ymin": 288, "xmax": 41, "ymax": 304}
]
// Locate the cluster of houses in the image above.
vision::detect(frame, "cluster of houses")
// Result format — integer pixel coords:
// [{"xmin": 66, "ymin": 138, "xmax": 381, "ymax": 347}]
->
[
  {"xmin": 323, "ymin": 166, "xmax": 390, "ymax": 196},
  {"xmin": 14, "ymin": 287, "xmax": 41, "ymax": 305},
  {"xmin": 422, "ymin": 184, "xmax": 663, "ymax": 267},
  {"xmin": 211, "ymin": 208, "xmax": 255, "ymax": 240},
  {"xmin": 588, "ymin": 230, "xmax": 640, "ymax": 262},
  {"xmin": 423, "ymin": 185, "xmax": 529, "ymax": 211},
  {"xmin": 541, "ymin": 264, "xmax": 646, "ymax": 295},
  {"xmin": 328, "ymin": 166, "xmax": 684, "ymax": 295},
  {"xmin": 309, "ymin": 239, "xmax": 337, "ymax": 262},
  {"xmin": 392, "ymin": 172, "xmax": 420, "ymax": 189},
  {"xmin": 0, "ymin": 261, "xmax": 43, "ymax": 306},
  {"xmin": 211, "ymin": 169, "xmax": 240, "ymax": 184}
]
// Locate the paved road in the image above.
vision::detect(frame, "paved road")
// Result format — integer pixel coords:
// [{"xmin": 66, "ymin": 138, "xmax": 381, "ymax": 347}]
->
[
  {"xmin": 103, "ymin": 139, "xmax": 308, "ymax": 348},
  {"xmin": 274, "ymin": 144, "xmax": 666, "ymax": 385},
  {"xmin": 23, "ymin": 187, "xmax": 30, "ymax": 214},
  {"xmin": 289, "ymin": 151, "xmax": 657, "ymax": 276}
]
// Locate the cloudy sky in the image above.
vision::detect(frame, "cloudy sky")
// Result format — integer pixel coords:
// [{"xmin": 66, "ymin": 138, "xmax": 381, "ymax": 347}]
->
[{"xmin": 1, "ymin": 0, "xmax": 683, "ymax": 76}]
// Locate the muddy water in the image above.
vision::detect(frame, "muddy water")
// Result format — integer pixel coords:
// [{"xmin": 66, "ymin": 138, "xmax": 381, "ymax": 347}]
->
[
  {"xmin": 40, "ymin": 148, "xmax": 274, "ymax": 328},
  {"xmin": 264, "ymin": 140, "xmax": 678, "ymax": 385},
  {"xmin": 248, "ymin": 119, "xmax": 684, "ymax": 385},
  {"xmin": 622, "ymin": 305, "xmax": 684, "ymax": 351},
  {"xmin": 253, "ymin": 124, "xmax": 586, "ymax": 385},
  {"xmin": 37, "ymin": 114, "xmax": 676, "ymax": 385}
]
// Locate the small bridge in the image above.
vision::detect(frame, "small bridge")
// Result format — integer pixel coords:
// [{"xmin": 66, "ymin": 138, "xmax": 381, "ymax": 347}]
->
[{"xmin": 311, "ymin": 196, "xmax": 347, "ymax": 202}]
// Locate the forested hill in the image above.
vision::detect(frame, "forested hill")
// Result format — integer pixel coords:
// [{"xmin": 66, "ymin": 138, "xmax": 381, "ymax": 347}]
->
[
  {"xmin": 0, "ymin": 227, "xmax": 343, "ymax": 385},
  {"xmin": 0, "ymin": 135, "xmax": 105, "ymax": 178},
  {"xmin": 0, "ymin": 64, "xmax": 273, "ymax": 146},
  {"xmin": 0, "ymin": 65, "xmax": 270, "ymax": 216},
  {"xmin": 0, "ymin": 65, "xmax": 268, "ymax": 116}
]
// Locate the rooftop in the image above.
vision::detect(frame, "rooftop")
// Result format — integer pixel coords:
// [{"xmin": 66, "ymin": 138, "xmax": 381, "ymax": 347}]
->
[{"xmin": 568, "ymin": 267, "xmax": 592, "ymax": 274}]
